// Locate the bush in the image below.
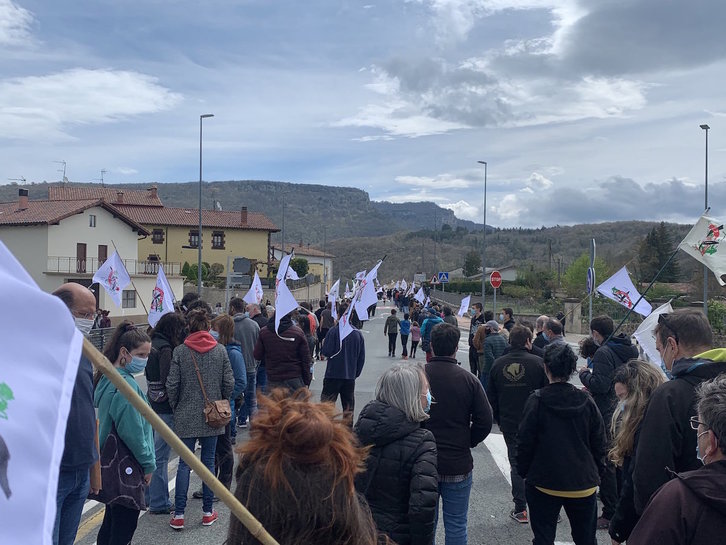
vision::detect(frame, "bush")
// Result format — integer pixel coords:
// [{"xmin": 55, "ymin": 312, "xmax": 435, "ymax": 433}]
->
[{"xmin": 708, "ymin": 299, "xmax": 726, "ymax": 334}]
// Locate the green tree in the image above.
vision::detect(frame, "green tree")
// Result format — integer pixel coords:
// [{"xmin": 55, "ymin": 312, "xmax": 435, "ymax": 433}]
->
[
  {"xmin": 562, "ymin": 253, "xmax": 610, "ymax": 298},
  {"xmin": 637, "ymin": 222, "xmax": 681, "ymax": 282},
  {"xmin": 463, "ymin": 250, "xmax": 480, "ymax": 277},
  {"xmin": 290, "ymin": 257, "xmax": 309, "ymax": 277}
]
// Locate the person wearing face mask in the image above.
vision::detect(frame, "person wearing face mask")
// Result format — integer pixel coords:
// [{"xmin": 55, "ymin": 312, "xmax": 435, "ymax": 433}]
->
[
  {"xmin": 577, "ymin": 315, "xmax": 639, "ymax": 529},
  {"xmin": 354, "ymin": 364, "xmax": 439, "ymax": 545},
  {"xmin": 628, "ymin": 374, "xmax": 726, "ymax": 545},
  {"xmin": 631, "ymin": 309, "xmax": 726, "ymax": 517},
  {"xmin": 500, "ymin": 307, "xmax": 515, "ymax": 332},
  {"xmin": 93, "ymin": 321, "xmax": 155, "ymax": 545},
  {"xmin": 51, "ymin": 283, "xmax": 100, "ymax": 545}
]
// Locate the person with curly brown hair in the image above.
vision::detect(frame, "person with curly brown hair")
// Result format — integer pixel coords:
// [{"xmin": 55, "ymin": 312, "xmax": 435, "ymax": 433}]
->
[{"xmin": 227, "ymin": 388, "xmax": 386, "ymax": 545}]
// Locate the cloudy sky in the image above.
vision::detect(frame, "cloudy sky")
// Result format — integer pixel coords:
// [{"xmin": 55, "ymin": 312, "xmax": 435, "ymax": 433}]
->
[{"xmin": 2, "ymin": 0, "xmax": 725, "ymax": 227}]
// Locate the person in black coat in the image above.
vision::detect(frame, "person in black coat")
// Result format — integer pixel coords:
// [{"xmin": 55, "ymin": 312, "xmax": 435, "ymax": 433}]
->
[
  {"xmin": 518, "ymin": 343, "xmax": 607, "ymax": 545},
  {"xmin": 355, "ymin": 364, "xmax": 438, "ymax": 545}
]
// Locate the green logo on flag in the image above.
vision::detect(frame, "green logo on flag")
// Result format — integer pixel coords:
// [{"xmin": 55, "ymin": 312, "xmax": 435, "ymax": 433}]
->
[{"xmin": 0, "ymin": 383, "xmax": 13, "ymax": 420}]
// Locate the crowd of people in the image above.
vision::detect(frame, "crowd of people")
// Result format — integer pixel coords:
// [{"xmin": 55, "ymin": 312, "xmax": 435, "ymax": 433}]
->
[{"xmin": 50, "ymin": 279, "xmax": 726, "ymax": 545}]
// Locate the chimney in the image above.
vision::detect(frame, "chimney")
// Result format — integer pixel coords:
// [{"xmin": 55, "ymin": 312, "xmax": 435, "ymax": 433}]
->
[
  {"xmin": 17, "ymin": 189, "xmax": 28, "ymax": 211},
  {"xmin": 116, "ymin": 191, "xmax": 124, "ymax": 204},
  {"xmin": 147, "ymin": 186, "xmax": 158, "ymax": 199},
  {"xmin": 240, "ymin": 206, "xmax": 248, "ymax": 224}
]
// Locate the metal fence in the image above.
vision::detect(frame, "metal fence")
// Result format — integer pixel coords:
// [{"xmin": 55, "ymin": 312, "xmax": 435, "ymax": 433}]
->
[
  {"xmin": 47, "ymin": 257, "xmax": 182, "ymax": 276},
  {"xmin": 87, "ymin": 324, "xmax": 150, "ymax": 352}
]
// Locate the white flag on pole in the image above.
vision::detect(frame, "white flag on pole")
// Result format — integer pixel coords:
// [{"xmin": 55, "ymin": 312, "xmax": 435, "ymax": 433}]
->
[
  {"xmin": 275, "ymin": 251, "xmax": 299, "ymax": 336},
  {"xmin": 458, "ymin": 295, "xmax": 471, "ymax": 317},
  {"xmin": 328, "ymin": 278, "xmax": 340, "ymax": 320},
  {"xmin": 344, "ymin": 282, "xmax": 352, "ymax": 298},
  {"xmin": 596, "ymin": 266, "xmax": 652, "ymax": 317},
  {"xmin": 678, "ymin": 214, "xmax": 726, "ymax": 286},
  {"xmin": 286, "ymin": 267, "xmax": 300, "ymax": 281},
  {"xmin": 92, "ymin": 251, "xmax": 131, "ymax": 307},
  {"xmin": 414, "ymin": 287, "xmax": 425, "ymax": 304},
  {"xmin": 400, "ymin": 279, "xmax": 408, "ymax": 292},
  {"xmin": 353, "ymin": 260, "xmax": 382, "ymax": 322},
  {"xmin": 633, "ymin": 300, "xmax": 674, "ymax": 368},
  {"xmin": 243, "ymin": 271, "xmax": 265, "ymax": 305},
  {"xmin": 148, "ymin": 265, "xmax": 176, "ymax": 327},
  {"xmin": 0, "ymin": 241, "xmax": 83, "ymax": 545},
  {"xmin": 424, "ymin": 296, "xmax": 431, "ymax": 307},
  {"xmin": 394, "ymin": 280, "xmax": 400, "ymax": 290},
  {"xmin": 355, "ymin": 270, "xmax": 366, "ymax": 281}
]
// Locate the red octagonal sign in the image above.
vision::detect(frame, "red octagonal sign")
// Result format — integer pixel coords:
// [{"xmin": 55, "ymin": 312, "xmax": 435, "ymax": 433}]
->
[{"xmin": 489, "ymin": 271, "xmax": 502, "ymax": 289}]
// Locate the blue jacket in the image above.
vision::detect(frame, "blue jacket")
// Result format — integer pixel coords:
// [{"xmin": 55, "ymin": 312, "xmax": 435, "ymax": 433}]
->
[
  {"xmin": 226, "ymin": 342, "xmax": 247, "ymax": 416},
  {"xmin": 61, "ymin": 355, "xmax": 99, "ymax": 470},
  {"xmin": 94, "ymin": 368, "xmax": 156, "ymax": 474},
  {"xmin": 400, "ymin": 320, "xmax": 411, "ymax": 336},
  {"xmin": 420, "ymin": 316, "xmax": 443, "ymax": 342},
  {"xmin": 321, "ymin": 324, "xmax": 366, "ymax": 380}
]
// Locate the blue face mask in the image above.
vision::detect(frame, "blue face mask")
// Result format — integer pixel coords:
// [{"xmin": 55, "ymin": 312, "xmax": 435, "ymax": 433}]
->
[
  {"xmin": 125, "ymin": 355, "xmax": 148, "ymax": 374},
  {"xmin": 542, "ymin": 331, "xmax": 550, "ymax": 342},
  {"xmin": 210, "ymin": 330, "xmax": 220, "ymax": 340},
  {"xmin": 424, "ymin": 390, "xmax": 432, "ymax": 413}
]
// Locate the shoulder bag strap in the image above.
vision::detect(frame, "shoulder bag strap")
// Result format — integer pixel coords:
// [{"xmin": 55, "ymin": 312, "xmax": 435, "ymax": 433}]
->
[{"xmin": 190, "ymin": 351, "xmax": 211, "ymax": 405}]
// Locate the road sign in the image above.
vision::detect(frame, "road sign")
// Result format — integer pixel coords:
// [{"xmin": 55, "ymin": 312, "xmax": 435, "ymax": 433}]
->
[
  {"xmin": 489, "ymin": 270, "xmax": 502, "ymax": 289},
  {"xmin": 414, "ymin": 273, "xmax": 426, "ymax": 283},
  {"xmin": 430, "ymin": 275, "xmax": 439, "ymax": 284},
  {"xmin": 438, "ymin": 272, "xmax": 449, "ymax": 283}
]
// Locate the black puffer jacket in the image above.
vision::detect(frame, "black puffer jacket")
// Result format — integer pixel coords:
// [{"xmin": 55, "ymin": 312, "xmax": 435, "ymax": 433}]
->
[{"xmin": 354, "ymin": 400, "xmax": 438, "ymax": 545}]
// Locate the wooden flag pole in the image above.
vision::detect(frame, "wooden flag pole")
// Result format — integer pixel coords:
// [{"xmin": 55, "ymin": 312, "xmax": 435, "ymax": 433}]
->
[
  {"xmin": 82, "ymin": 337, "xmax": 279, "ymax": 545},
  {"xmin": 109, "ymin": 239, "xmax": 150, "ymax": 315}
]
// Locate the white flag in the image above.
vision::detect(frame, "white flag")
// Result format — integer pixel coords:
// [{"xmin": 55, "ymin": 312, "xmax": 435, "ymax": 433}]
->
[
  {"xmin": 353, "ymin": 260, "xmax": 382, "ymax": 322},
  {"xmin": 400, "ymin": 279, "xmax": 408, "ymax": 292},
  {"xmin": 275, "ymin": 251, "xmax": 299, "ymax": 336},
  {"xmin": 0, "ymin": 241, "xmax": 84, "ymax": 545},
  {"xmin": 458, "ymin": 295, "xmax": 471, "ymax": 317},
  {"xmin": 679, "ymin": 214, "xmax": 726, "ymax": 286},
  {"xmin": 148, "ymin": 265, "xmax": 176, "ymax": 327},
  {"xmin": 344, "ymin": 282, "xmax": 352, "ymax": 298},
  {"xmin": 286, "ymin": 267, "xmax": 300, "ymax": 281},
  {"xmin": 394, "ymin": 280, "xmax": 400, "ymax": 290},
  {"xmin": 92, "ymin": 251, "xmax": 131, "ymax": 307},
  {"xmin": 414, "ymin": 287, "xmax": 425, "ymax": 304},
  {"xmin": 597, "ymin": 266, "xmax": 652, "ymax": 317},
  {"xmin": 355, "ymin": 270, "xmax": 366, "ymax": 281},
  {"xmin": 328, "ymin": 278, "xmax": 340, "ymax": 320},
  {"xmin": 633, "ymin": 300, "xmax": 674, "ymax": 368},
  {"xmin": 405, "ymin": 281, "xmax": 416, "ymax": 296},
  {"xmin": 424, "ymin": 296, "xmax": 431, "ymax": 307},
  {"xmin": 338, "ymin": 298, "xmax": 356, "ymax": 350},
  {"xmin": 243, "ymin": 271, "xmax": 265, "ymax": 305}
]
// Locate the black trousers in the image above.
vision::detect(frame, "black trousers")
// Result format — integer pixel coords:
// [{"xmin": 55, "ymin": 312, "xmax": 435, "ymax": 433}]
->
[
  {"xmin": 97, "ymin": 504, "xmax": 140, "ymax": 545},
  {"xmin": 410, "ymin": 340, "xmax": 419, "ymax": 357},
  {"xmin": 400, "ymin": 334, "xmax": 409, "ymax": 357},
  {"xmin": 268, "ymin": 377, "xmax": 306, "ymax": 395},
  {"xmin": 526, "ymin": 483, "xmax": 597, "ymax": 545},
  {"xmin": 321, "ymin": 378, "xmax": 356, "ymax": 413},
  {"xmin": 215, "ymin": 423, "xmax": 234, "ymax": 489},
  {"xmin": 388, "ymin": 333, "xmax": 398, "ymax": 355},
  {"xmin": 469, "ymin": 346, "xmax": 479, "ymax": 375}
]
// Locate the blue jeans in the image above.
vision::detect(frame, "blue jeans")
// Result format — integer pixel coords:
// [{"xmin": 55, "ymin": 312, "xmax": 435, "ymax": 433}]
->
[
  {"xmin": 257, "ymin": 364, "xmax": 267, "ymax": 394},
  {"xmin": 146, "ymin": 412, "xmax": 174, "ymax": 511},
  {"xmin": 174, "ymin": 436, "xmax": 217, "ymax": 514},
  {"xmin": 237, "ymin": 371, "xmax": 257, "ymax": 425},
  {"xmin": 54, "ymin": 467, "xmax": 90, "ymax": 545},
  {"xmin": 435, "ymin": 473, "xmax": 472, "ymax": 545}
]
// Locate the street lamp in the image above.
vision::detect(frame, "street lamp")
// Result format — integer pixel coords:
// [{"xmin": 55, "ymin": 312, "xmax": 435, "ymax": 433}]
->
[
  {"xmin": 199, "ymin": 113, "xmax": 214, "ymax": 295},
  {"xmin": 700, "ymin": 123, "xmax": 710, "ymax": 314},
  {"xmin": 478, "ymin": 160, "xmax": 487, "ymax": 311}
]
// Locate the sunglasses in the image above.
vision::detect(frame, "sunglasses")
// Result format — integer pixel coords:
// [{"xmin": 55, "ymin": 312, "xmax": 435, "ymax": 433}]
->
[{"xmin": 658, "ymin": 313, "xmax": 679, "ymax": 344}]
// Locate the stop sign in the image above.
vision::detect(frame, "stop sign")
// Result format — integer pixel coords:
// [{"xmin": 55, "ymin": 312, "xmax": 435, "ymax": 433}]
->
[{"xmin": 489, "ymin": 271, "xmax": 502, "ymax": 289}]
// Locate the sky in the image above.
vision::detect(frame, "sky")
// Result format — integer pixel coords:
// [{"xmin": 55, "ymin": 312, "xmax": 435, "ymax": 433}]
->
[{"xmin": 1, "ymin": 0, "xmax": 725, "ymax": 227}]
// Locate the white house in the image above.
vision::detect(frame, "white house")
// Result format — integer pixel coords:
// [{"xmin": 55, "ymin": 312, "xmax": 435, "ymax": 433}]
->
[{"xmin": 0, "ymin": 189, "xmax": 183, "ymax": 323}]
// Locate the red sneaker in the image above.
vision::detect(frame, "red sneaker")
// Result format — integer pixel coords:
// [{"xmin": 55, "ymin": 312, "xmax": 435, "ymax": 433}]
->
[
  {"xmin": 202, "ymin": 510, "xmax": 218, "ymax": 526},
  {"xmin": 169, "ymin": 515, "xmax": 184, "ymax": 530}
]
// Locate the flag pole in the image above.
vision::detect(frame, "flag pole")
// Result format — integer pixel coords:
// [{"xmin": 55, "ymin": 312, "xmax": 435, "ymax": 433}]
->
[
  {"xmin": 110, "ymin": 239, "xmax": 150, "ymax": 315},
  {"xmin": 81, "ymin": 337, "xmax": 280, "ymax": 545}
]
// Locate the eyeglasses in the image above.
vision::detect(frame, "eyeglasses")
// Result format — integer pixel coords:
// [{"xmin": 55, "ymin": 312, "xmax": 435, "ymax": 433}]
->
[
  {"xmin": 690, "ymin": 416, "xmax": 708, "ymax": 431},
  {"xmin": 73, "ymin": 311, "xmax": 96, "ymax": 321},
  {"xmin": 658, "ymin": 313, "xmax": 679, "ymax": 344}
]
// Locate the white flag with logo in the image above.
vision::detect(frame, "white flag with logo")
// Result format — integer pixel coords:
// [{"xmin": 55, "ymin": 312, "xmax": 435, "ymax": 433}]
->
[
  {"xmin": 414, "ymin": 287, "xmax": 425, "ymax": 304},
  {"xmin": 633, "ymin": 300, "xmax": 673, "ymax": 368},
  {"xmin": 355, "ymin": 270, "xmax": 366, "ymax": 281},
  {"xmin": 344, "ymin": 282, "xmax": 352, "ymax": 298},
  {"xmin": 285, "ymin": 267, "xmax": 300, "ymax": 281},
  {"xmin": 243, "ymin": 271, "xmax": 265, "ymax": 305},
  {"xmin": 458, "ymin": 295, "xmax": 471, "ymax": 317},
  {"xmin": 353, "ymin": 260, "xmax": 383, "ymax": 322},
  {"xmin": 0, "ymin": 241, "xmax": 83, "ymax": 545},
  {"xmin": 275, "ymin": 251, "xmax": 299, "ymax": 336},
  {"xmin": 328, "ymin": 278, "xmax": 340, "ymax": 320},
  {"xmin": 597, "ymin": 266, "xmax": 652, "ymax": 317},
  {"xmin": 92, "ymin": 251, "xmax": 131, "ymax": 307},
  {"xmin": 148, "ymin": 265, "xmax": 176, "ymax": 327},
  {"xmin": 679, "ymin": 214, "xmax": 726, "ymax": 286}
]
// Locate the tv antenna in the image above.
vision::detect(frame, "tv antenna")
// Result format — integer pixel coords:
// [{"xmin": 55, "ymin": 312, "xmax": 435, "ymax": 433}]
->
[
  {"xmin": 97, "ymin": 169, "xmax": 107, "ymax": 186},
  {"xmin": 54, "ymin": 160, "xmax": 68, "ymax": 183},
  {"xmin": 8, "ymin": 177, "xmax": 26, "ymax": 182}
]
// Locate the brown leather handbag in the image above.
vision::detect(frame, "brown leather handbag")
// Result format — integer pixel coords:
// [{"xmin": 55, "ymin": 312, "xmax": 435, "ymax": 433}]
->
[{"xmin": 190, "ymin": 351, "xmax": 231, "ymax": 429}]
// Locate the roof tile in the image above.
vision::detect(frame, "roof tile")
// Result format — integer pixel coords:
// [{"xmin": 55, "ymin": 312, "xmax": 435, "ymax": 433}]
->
[{"xmin": 49, "ymin": 185, "xmax": 163, "ymax": 207}]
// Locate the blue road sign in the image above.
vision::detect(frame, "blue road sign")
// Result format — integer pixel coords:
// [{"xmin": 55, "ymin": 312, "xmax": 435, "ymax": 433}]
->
[{"xmin": 438, "ymin": 272, "xmax": 449, "ymax": 283}]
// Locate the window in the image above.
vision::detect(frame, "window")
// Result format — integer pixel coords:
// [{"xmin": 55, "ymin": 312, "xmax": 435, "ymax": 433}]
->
[
  {"xmin": 152, "ymin": 229, "xmax": 164, "ymax": 244},
  {"xmin": 122, "ymin": 290, "xmax": 136, "ymax": 309},
  {"xmin": 89, "ymin": 214, "xmax": 96, "ymax": 227},
  {"xmin": 212, "ymin": 230, "xmax": 225, "ymax": 249},
  {"xmin": 188, "ymin": 230, "xmax": 199, "ymax": 248}
]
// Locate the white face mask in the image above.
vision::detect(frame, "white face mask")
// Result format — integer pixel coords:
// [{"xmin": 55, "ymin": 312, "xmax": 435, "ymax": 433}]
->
[
  {"xmin": 499, "ymin": 313, "xmax": 505, "ymax": 321},
  {"xmin": 75, "ymin": 317, "xmax": 94, "ymax": 336}
]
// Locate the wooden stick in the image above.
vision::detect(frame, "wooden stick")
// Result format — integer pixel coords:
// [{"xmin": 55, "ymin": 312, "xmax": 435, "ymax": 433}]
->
[{"xmin": 82, "ymin": 337, "xmax": 279, "ymax": 545}]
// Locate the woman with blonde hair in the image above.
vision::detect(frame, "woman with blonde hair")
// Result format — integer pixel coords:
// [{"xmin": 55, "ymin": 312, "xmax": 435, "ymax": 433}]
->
[
  {"xmin": 227, "ymin": 389, "xmax": 384, "ymax": 545},
  {"xmin": 608, "ymin": 359, "xmax": 666, "ymax": 545}
]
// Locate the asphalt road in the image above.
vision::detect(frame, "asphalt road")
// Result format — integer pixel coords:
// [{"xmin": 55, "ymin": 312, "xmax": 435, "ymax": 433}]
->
[{"xmin": 75, "ymin": 303, "xmax": 611, "ymax": 545}]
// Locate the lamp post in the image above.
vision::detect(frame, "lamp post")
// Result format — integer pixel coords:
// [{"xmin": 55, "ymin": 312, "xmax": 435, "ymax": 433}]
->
[
  {"xmin": 700, "ymin": 123, "xmax": 710, "ymax": 314},
  {"xmin": 198, "ymin": 114, "xmax": 214, "ymax": 295},
  {"xmin": 478, "ymin": 160, "xmax": 487, "ymax": 311}
]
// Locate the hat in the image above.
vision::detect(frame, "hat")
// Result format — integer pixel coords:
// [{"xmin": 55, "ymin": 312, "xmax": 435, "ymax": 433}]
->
[{"xmin": 485, "ymin": 320, "xmax": 500, "ymax": 332}]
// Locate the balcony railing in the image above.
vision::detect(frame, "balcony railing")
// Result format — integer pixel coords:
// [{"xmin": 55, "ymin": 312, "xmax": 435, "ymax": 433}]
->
[{"xmin": 47, "ymin": 257, "xmax": 182, "ymax": 276}]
